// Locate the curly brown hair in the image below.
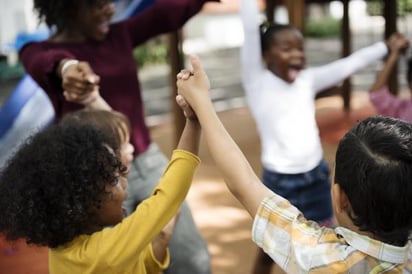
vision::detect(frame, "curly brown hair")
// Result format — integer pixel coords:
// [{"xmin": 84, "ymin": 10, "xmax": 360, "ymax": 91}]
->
[{"xmin": 0, "ymin": 123, "xmax": 126, "ymax": 248}]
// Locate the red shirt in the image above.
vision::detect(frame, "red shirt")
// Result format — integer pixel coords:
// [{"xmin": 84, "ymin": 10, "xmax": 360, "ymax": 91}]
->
[{"xmin": 19, "ymin": 0, "xmax": 217, "ymax": 156}]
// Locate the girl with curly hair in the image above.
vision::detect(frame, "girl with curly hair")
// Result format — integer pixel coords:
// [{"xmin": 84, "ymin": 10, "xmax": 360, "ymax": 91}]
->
[
  {"xmin": 0, "ymin": 94, "xmax": 202, "ymax": 274},
  {"xmin": 19, "ymin": 0, "xmax": 218, "ymax": 272}
]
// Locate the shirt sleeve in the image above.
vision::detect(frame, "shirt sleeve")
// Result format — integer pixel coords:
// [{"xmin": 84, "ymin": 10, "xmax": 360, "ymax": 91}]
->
[
  {"xmin": 19, "ymin": 43, "xmax": 76, "ymax": 93},
  {"xmin": 87, "ymin": 149, "xmax": 200, "ymax": 270},
  {"xmin": 308, "ymin": 41, "xmax": 388, "ymax": 94},
  {"xmin": 252, "ymin": 195, "xmax": 327, "ymax": 271},
  {"xmin": 143, "ymin": 243, "xmax": 170, "ymax": 273},
  {"xmin": 240, "ymin": 0, "xmax": 265, "ymax": 94},
  {"xmin": 122, "ymin": 0, "xmax": 220, "ymax": 47},
  {"xmin": 369, "ymin": 86, "xmax": 402, "ymax": 117}
]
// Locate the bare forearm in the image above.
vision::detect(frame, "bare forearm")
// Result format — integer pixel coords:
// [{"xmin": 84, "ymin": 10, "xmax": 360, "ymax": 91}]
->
[
  {"xmin": 196, "ymin": 101, "xmax": 271, "ymax": 216},
  {"xmin": 177, "ymin": 119, "xmax": 201, "ymax": 155},
  {"xmin": 176, "ymin": 54, "xmax": 272, "ymax": 216},
  {"xmin": 370, "ymin": 52, "xmax": 400, "ymax": 92}
]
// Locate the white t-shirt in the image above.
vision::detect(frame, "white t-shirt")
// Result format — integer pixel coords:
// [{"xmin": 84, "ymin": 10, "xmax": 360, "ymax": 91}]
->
[{"xmin": 240, "ymin": 0, "xmax": 388, "ymax": 173}]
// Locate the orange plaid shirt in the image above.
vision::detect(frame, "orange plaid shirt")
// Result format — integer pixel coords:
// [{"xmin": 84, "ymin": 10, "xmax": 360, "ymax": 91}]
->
[{"xmin": 253, "ymin": 195, "xmax": 412, "ymax": 273}]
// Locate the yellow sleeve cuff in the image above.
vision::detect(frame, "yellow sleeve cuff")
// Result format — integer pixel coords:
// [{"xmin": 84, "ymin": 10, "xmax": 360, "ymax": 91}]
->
[{"xmin": 144, "ymin": 243, "xmax": 170, "ymax": 273}]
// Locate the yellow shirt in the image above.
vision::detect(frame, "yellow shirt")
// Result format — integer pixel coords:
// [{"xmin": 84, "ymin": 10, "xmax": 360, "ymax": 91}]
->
[{"xmin": 49, "ymin": 150, "xmax": 200, "ymax": 274}]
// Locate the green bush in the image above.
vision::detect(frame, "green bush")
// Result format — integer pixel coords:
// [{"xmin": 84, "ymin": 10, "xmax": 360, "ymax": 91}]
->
[
  {"xmin": 304, "ymin": 16, "xmax": 341, "ymax": 38},
  {"xmin": 133, "ymin": 38, "xmax": 168, "ymax": 67},
  {"xmin": 367, "ymin": 0, "xmax": 412, "ymax": 16}
]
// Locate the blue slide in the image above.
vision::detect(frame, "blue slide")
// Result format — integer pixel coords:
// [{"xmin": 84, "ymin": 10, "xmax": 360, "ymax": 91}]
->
[
  {"xmin": 0, "ymin": 75, "xmax": 55, "ymax": 169},
  {"xmin": 0, "ymin": 0, "xmax": 154, "ymax": 170}
]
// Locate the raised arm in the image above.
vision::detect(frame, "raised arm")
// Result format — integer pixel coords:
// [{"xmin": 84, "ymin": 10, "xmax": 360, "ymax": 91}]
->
[
  {"xmin": 175, "ymin": 96, "xmax": 201, "ymax": 155},
  {"xmin": 310, "ymin": 40, "xmax": 389, "ymax": 93},
  {"xmin": 148, "ymin": 96, "xmax": 201, "ymax": 263},
  {"xmin": 177, "ymin": 56, "xmax": 273, "ymax": 217},
  {"xmin": 125, "ymin": 0, "xmax": 220, "ymax": 46},
  {"xmin": 240, "ymin": 0, "xmax": 265, "ymax": 91},
  {"xmin": 369, "ymin": 33, "xmax": 409, "ymax": 92}
]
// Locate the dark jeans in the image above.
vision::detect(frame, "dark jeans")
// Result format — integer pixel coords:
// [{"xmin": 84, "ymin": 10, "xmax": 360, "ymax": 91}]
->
[{"xmin": 262, "ymin": 159, "xmax": 333, "ymax": 223}]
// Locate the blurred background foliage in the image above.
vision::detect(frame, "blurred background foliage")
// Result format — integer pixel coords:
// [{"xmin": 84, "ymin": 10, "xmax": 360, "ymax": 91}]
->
[
  {"xmin": 133, "ymin": 37, "xmax": 168, "ymax": 67},
  {"xmin": 133, "ymin": 0, "xmax": 412, "ymax": 66},
  {"xmin": 304, "ymin": 16, "xmax": 341, "ymax": 37},
  {"xmin": 367, "ymin": 0, "xmax": 412, "ymax": 16}
]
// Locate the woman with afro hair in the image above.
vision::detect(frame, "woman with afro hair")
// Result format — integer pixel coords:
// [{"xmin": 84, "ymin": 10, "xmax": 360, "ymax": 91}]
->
[
  {"xmin": 0, "ymin": 94, "xmax": 202, "ymax": 274},
  {"xmin": 19, "ymin": 0, "xmax": 218, "ymax": 272}
]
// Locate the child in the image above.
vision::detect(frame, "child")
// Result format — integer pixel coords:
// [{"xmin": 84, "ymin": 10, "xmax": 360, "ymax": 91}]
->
[
  {"xmin": 177, "ymin": 55, "xmax": 412, "ymax": 273},
  {"xmin": 239, "ymin": 0, "xmax": 395, "ymax": 271},
  {"xmin": 19, "ymin": 1, "xmax": 216, "ymax": 271},
  {"xmin": 0, "ymin": 95, "xmax": 202, "ymax": 273},
  {"xmin": 369, "ymin": 33, "xmax": 412, "ymax": 123}
]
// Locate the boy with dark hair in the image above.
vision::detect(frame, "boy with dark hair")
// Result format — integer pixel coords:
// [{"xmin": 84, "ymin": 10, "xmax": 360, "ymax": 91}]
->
[{"xmin": 177, "ymin": 55, "xmax": 412, "ymax": 273}]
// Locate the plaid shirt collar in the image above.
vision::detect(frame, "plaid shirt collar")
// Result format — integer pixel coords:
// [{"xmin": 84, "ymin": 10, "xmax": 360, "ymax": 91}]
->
[{"xmin": 335, "ymin": 227, "xmax": 410, "ymax": 264}]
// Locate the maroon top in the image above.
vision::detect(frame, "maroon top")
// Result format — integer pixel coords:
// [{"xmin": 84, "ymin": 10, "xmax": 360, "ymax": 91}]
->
[{"xmin": 19, "ymin": 0, "xmax": 217, "ymax": 156}]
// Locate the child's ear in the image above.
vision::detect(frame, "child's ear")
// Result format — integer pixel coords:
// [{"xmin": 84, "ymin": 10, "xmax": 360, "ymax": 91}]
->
[{"xmin": 331, "ymin": 183, "xmax": 350, "ymax": 214}]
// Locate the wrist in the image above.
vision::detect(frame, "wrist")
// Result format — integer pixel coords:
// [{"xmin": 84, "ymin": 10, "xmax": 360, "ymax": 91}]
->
[
  {"xmin": 388, "ymin": 51, "xmax": 400, "ymax": 61},
  {"xmin": 81, "ymin": 94, "xmax": 99, "ymax": 106},
  {"xmin": 60, "ymin": 59, "xmax": 79, "ymax": 77}
]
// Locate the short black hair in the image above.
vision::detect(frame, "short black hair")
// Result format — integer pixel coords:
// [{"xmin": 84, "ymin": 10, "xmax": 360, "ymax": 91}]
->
[
  {"xmin": 0, "ymin": 123, "xmax": 125, "ymax": 248},
  {"xmin": 259, "ymin": 22, "xmax": 298, "ymax": 54},
  {"xmin": 335, "ymin": 115, "xmax": 412, "ymax": 246}
]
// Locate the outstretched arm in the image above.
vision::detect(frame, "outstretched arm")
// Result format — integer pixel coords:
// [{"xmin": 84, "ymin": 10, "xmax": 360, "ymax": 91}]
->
[
  {"xmin": 369, "ymin": 33, "xmax": 409, "ymax": 92},
  {"xmin": 176, "ymin": 55, "xmax": 273, "ymax": 217},
  {"xmin": 150, "ymin": 95, "xmax": 201, "ymax": 262},
  {"xmin": 175, "ymin": 95, "xmax": 201, "ymax": 155}
]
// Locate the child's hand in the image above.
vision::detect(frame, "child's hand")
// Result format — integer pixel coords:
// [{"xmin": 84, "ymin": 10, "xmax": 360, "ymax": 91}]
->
[
  {"xmin": 176, "ymin": 55, "xmax": 211, "ymax": 110},
  {"xmin": 176, "ymin": 94, "xmax": 197, "ymax": 121},
  {"xmin": 387, "ymin": 33, "xmax": 409, "ymax": 54}
]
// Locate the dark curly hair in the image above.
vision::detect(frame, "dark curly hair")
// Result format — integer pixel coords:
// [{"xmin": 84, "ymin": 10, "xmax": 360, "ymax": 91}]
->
[
  {"xmin": 33, "ymin": 0, "xmax": 99, "ymax": 32},
  {"xmin": 335, "ymin": 115, "xmax": 412, "ymax": 246},
  {"xmin": 0, "ymin": 123, "xmax": 126, "ymax": 248}
]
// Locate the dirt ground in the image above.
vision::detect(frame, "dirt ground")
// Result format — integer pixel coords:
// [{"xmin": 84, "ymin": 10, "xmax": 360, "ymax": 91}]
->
[{"xmin": 0, "ymin": 93, "xmax": 377, "ymax": 274}]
